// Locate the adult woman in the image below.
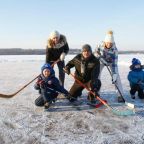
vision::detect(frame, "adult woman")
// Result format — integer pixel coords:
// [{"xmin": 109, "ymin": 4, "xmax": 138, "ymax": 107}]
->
[
  {"xmin": 95, "ymin": 30, "xmax": 125, "ymax": 102},
  {"xmin": 46, "ymin": 30, "xmax": 69, "ymax": 86}
]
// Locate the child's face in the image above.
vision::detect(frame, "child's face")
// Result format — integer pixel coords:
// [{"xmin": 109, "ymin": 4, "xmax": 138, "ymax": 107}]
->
[
  {"xmin": 105, "ymin": 42, "xmax": 113, "ymax": 49},
  {"xmin": 134, "ymin": 64, "xmax": 141, "ymax": 69},
  {"xmin": 43, "ymin": 69, "xmax": 51, "ymax": 78}
]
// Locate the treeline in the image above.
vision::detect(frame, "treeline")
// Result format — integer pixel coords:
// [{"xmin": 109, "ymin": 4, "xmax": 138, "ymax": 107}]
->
[
  {"xmin": 0, "ymin": 48, "xmax": 144, "ymax": 55},
  {"xmin": 0, "ymin": 48, "xmax": 81, "ymax": 55},
  {"xmin": 119, "ymin": 51, "xmax": 144, "ymax": 54}
]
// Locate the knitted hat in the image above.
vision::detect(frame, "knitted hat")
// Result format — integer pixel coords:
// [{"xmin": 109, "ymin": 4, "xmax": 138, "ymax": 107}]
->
[
  {"xmin": 104, "ymin": 30, "xmax": 114, "ymax": 43},
  {"xmin": 49, "ymin": 30, "xmax": 60, "ymax": 40},
  {"xmin": 82, "ymin": 44, "xmax": 92, "ymax": 53},
  {"xmin": 132, "ymin": 58, "xmax": 141, "ymax": 66}
]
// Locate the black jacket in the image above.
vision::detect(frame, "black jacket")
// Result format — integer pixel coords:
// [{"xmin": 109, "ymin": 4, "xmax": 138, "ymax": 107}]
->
[
  {"xmin": 46, "ymin": 35, "xmax": 69, "ymax": 62},
  {"xmin": 66, "ymin": 53, "xmax": 100, "ymax": 83}
]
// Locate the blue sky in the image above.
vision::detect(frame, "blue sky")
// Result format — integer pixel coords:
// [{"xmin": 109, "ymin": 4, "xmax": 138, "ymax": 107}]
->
[{"xmin": 0, "ymin": 0, "xmax": 144, "ymax": 50}]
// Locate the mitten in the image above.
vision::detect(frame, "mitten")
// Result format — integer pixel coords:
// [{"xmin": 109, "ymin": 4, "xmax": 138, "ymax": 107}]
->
[{"xmin": 60, "ymin": 52, "xmax": 66, "ymax": 61}]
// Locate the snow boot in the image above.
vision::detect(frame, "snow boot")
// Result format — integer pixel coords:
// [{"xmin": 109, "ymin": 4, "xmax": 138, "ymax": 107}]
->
[
  {"xmin": 87, "ymin": 93, "xmax": 97, "ymax": 104},
  {"xmin": 44, "ymin": 102, "xmax": 52, "ymax": 109},
  {"xmin": 66, "ymin": 94, "xmax": 77, "ymax": 102}
]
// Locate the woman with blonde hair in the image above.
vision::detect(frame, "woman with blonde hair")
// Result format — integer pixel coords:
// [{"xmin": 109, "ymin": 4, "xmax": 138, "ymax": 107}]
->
[
  {"xmin": 46, "ymin": 30, "xmax": 69, "ymax": 86},
  {"xmin": 95, "ymin": 30, "xmax": 125, "ymax": 102}
]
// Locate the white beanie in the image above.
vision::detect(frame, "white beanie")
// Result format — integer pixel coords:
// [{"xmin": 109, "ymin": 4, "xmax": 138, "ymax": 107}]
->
[
  {"xmin": 49, "ymin": 30, "xmax": 60, "ymax": 40},
  {"xmin": 104, "ymin": 30, "xmax": 114, "ymax": 43}
]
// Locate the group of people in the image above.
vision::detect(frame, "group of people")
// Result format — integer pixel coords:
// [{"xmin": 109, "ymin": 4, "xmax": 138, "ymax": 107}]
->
[{"xmin": 34, "ymin": 30, "xmax": 144, "ymax": 109}]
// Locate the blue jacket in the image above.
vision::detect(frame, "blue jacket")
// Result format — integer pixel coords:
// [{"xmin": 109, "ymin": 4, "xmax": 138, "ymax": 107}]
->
[
  {"xmin": 34, "ymin": 75, "xmax": 68, "ymax": 95},
  {"xmin": 128, "ymin": 69, "xmax": 144, "ymax": 89},
  {"xmin": 35, "ymin": 63, "xmax": 68, "ymax": 95}
]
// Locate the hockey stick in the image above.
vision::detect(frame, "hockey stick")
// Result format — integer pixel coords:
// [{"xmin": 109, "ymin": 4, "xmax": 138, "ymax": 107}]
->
[
  {"xmin": 96, "ymin": 51, "xmax": 134, "ymax": 108},
  {"xmin": 0, "ymin": 59, "xmax": 60, "ymax": 98},
  {"xmin": 69, "ymin": 72, "xmax": 135, "ymax": 116},
  {"xmin": 106, "ymin": 65, "xmax": 134, "ymax": 109},
  {"xmin": 0, "ymin": 75, "xmax": 40, "ymax": 98}
]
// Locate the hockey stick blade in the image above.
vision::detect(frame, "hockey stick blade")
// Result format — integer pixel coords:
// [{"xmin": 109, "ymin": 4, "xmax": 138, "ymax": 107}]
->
[
  {"xmin": 0, "ymin": 75, "xmax": 39, "ymax": 98},
  {"xmin": 87, "ymin": 100, "xmax": 107, "ymax": 108}
]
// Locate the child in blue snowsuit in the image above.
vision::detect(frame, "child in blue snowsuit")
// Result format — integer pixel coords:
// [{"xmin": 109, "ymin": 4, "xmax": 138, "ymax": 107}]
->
[
  {"xmin": 34, "ymin": 63, "xmax": 69, "ymax": 109},
  {"xmin": 128, "ymin": 58, "xmax": 144, "ymax": 99}
]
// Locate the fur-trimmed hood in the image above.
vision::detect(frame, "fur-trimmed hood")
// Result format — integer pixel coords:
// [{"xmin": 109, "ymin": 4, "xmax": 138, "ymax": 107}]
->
[{"xmin": 47, "ymin": 35, "xmax": 67, "ymax": 48}]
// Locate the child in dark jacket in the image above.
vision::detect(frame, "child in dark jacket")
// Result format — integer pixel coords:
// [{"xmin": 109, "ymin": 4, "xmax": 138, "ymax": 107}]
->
[
  {"xmin": 34, "ymin": 63, "xmax": 69, "ymax": 109},
  {"xmin": 128, "ymin": 58, "xmax": 144, "ymax": 99}
]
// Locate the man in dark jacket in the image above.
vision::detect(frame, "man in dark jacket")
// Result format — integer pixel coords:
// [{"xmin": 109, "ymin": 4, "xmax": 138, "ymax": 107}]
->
[
  {"xmin": 64, "ymin": 44, "xmax": 101, "ymax": 103},
  {"xmin": 46, "ymin": 30, "xmax": 69, "ymax": 86}
]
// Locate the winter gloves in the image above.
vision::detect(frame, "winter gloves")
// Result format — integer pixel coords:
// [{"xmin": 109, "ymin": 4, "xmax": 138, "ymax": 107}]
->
[
  {"xmin": 90, "ymin": 79, "xmax": 101, "ymax": 95},
  {"xmin": 63, "ymin": 66, "xmax": 70, "ymax": 75},
  {"xmin": 112, "ymin": 73, "xmax": 117, "ymax": 83},
  {"xmin": 60, "ymin": 52, "xmax": 66, "ymax": 61},
  {"xmin": 99, "ymin": 57, "xmax": 108, "ymax": 66},
  {"xmin": 35, "ymin": 78, "xmax": 54, "ymax": 90}
]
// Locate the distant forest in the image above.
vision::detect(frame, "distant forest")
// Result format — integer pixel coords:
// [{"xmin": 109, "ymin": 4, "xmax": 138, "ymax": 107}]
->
[
  {"xmin": 0, "ymin": 48, "xmax": 81, "ymax": 55},
  {"xmin": 0, "ymin": 48, "xmax": 144, "ymax": 55}
]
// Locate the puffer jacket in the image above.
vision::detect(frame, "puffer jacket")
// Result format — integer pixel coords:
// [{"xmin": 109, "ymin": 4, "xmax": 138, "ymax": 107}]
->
[
  {"xmin": 128, "ymin": 69, "xmax": 144, "ymax": 89},
  {"xmin": 35, "ymin": 63, "xmax": 68, "ymax": 94},
  {"xmin": 46, "ymin": 35, "xmax": 69, "ymax": 62},
  {"xmin": 66, "ymin": 53, "xmax": 100, "ymax": 83}
]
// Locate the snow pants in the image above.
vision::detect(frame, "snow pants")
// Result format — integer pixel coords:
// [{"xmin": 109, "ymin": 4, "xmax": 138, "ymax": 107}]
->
[{"xmin": 130, "ymin": 84, "xmax": 144, "ymax": 99}]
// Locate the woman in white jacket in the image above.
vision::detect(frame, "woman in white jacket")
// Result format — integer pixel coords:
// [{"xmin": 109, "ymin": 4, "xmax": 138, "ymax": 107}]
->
[{"xmin": 94, "ymin": 30, "xmax": 125, "ymax": 102}]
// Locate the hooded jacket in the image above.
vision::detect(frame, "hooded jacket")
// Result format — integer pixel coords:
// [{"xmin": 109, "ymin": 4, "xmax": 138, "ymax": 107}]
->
[
  {"xmin": 46, "ymin": 35, "xmax": 69, "ymax": 62},
  {"xmin": 128, "ymin": 68, "xmax": 144, "ymax": 89},
  {"xmin": 35, "ymin": 63, "xmax": 68, "ymax": 94}
]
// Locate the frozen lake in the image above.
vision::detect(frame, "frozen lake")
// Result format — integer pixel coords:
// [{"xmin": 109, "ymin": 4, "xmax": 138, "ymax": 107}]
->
[{"xmin": 0, "ymin": 54, "xmax": 144, "ymax": 144}]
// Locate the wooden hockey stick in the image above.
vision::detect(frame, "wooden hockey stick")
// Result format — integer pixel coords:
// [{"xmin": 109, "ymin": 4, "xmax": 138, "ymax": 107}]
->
[{"xmin": 0, "ymin": 59, "xmax": 60, "ymax": 98}]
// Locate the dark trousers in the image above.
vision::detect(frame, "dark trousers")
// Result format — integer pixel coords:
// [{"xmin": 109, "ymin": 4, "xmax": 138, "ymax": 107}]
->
[
  {"xmin": 42, "ymin": 87, "xmax": 58, "ymax": 102},
  {"xmin": 50, "ymin": 60, "xmax": 65, "ymax": 86},
  {"xmin": 35, "ymin": 88, "xmax": 58, "ymax": 106},
  {"xmin": 35, "ymin": 96, "xmax": 44, "ymax": 106},
  {"xmin": 57, "ymin": 61, "xmax": 65, "ymax": 86},
  {"xmin": 130, "ymin": 84, "xmax": 144, "ymax": 99},
  {"xmin": 69, "ymin": 81, "xmax": 84, "ymax": 99},
  {"xmin": 69, "ymin": 80, "xmax": 101, "ymax": 100}
]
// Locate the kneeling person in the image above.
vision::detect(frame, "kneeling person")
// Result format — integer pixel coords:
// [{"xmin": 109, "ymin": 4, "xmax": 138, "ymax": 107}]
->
[
  {"xmin": 34, "ymin": 63, "xmax": 69, "ymax": 109},
  {"xmin": 64, "ymin": 44, "xmax": 101, "ymax": 104}
]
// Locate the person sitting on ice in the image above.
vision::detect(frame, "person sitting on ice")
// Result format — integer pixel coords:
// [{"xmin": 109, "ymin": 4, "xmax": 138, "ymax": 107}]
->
[
  {"xmin": 34, "ymin": 63, "xmax": 69, "ymax": 109},
  {"xmin": 127, "ymin": 58, "xmax": 144, "ymax": 99},
  {"xmin": 94, "ymin": 30, "xmax": 125, "ymax": 103}
]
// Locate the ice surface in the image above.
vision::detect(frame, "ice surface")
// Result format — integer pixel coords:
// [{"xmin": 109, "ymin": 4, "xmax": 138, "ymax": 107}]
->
[{"xmin": 0, "ymin": 54, "xmax": 144, "ymax": 144}]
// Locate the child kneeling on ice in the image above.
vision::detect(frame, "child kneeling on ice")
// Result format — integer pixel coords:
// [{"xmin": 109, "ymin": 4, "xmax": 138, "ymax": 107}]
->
[
  {"xmin": 128, "ymin": 58, "xmax": 144, "ymax": 99},
  {"xmin": 34, "ymin": 63, "xmax": 69, "ymax": 109}
]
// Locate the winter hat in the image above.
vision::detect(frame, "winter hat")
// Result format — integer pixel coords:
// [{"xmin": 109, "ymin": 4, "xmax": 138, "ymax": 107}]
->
[
  {"xmin": 49, "ymin": 30, "xmax": 60, "ymax": 40},
  {"xmin": 104, "ymin": 30, "xmax": 114, "ymax": 43},
  {"xmin": 132, "ymin": 58, "xmax": 141, "ymax": 66},
  {"xmin": 41, "ymin": 63, "xmax": 54, "ymax": 75},
  {"xmin": 82, "ymin": 44, "xmax": 92, "ymax": 53}
]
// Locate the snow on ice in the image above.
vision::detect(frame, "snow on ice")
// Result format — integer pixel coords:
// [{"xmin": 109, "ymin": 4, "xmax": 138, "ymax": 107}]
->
[{"xmin": 0, "ymin": 54, "xmax": 144, "ymax": 144}]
